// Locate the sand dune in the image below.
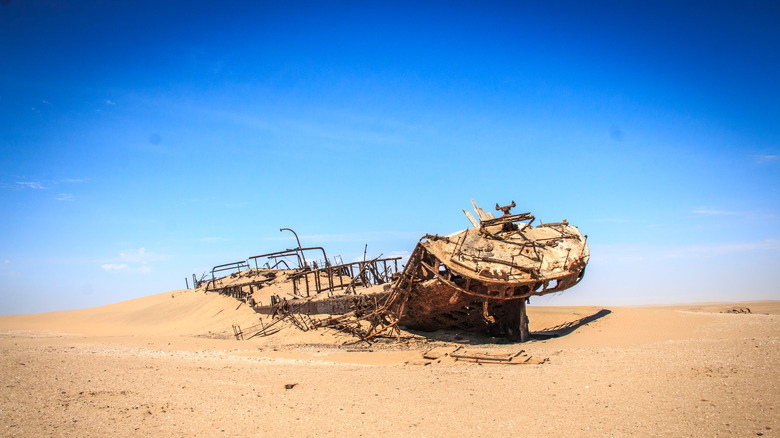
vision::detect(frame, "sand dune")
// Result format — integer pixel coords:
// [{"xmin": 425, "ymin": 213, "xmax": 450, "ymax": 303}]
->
[
  {"xmin": 1, "ymin": 291, "xmax": 778, "ymax": 436},
  {"xmin": 0, "ymin": 289, "xmax": 263, "ymax": 338}
]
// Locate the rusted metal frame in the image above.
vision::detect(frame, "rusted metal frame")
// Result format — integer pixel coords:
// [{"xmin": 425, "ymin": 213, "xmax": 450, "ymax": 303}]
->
[
  {"xmin": 343, "ymin": 254, "xmax": 386, "ymax": 294},
  {"xmin": 533, "ymin": 235, "xmax": 580, "ymax": 244},
  {"xmin": 452, "ymin": 229, "xmax": 469, "ymax": 260},
  {"xmin": 268, "ymin": 259, "xmax": 290, "ymax": 269},
  {"xmin": 563, "ymin": 248, "xmax": 572, "ymax": 270},
  {"xmin": 360, "ymin": 262, "xmax": 370, "ymax": 287},
  {"xmin": 537, "ymin": 221, "xmax": 568, "ymax": 229},
  {"xmin": 232, "ymin": 325, "xmax": 244, "ymax": 340},
  {"xmin": 432, "ymin": 270, "xmax": 528, "ymax": 300},
  {"xmin": 363, "ymin": 249, "xmax": 419, "ymax": 328},
  {"xmin": 580, "ymin": 235, "xmax": 589, "ymax": 258},
  {"xmin": 421, "ymin": 258, "xmax": 516, "ymax": 300},
  {"xmin": 357, "ymin": 291, "xmax": 409, "ymax": 341},
  {"xmin": 479, "ymin": 212, "xmax": 534, "ymax": 229},
  {"xmin": 267, "ymin": 254, "xmax": 296, "ymax": 267},
  {"xmin": 482, "ymin": 300, "xmax": 495, "ymax": 323},
  {"xmin": 289, "ymin": 266, "xmax": 336, "ymax": 295},
  {"xmin": 420, "ymin": 234, "xmax": 453, "ymax": 244},
  {"xmin": 414, "ymin": 246, "xmax": 529, "ymax": 300},
  {"xmin": 209, "ymin": 261, "xmax": 250, "ymax": 291},
  {"xmin": 280, "ymin": 228, "xmax": 307, "ymax": 268},
  {"xmin": 291, "ymin": 246, "xmax": 330, "ymax": 268},
  {"xmin": 419, "ymin": 260, "xmax": 438, "ymax": 277},
  {"xmin": 454, "ymin": 252, "xmax": 540, "ymax": 277},
  {"xmin": 363, "ymin": 318, "xmax": 400, "ymax": 341},
  {"xmin": 359, "ymin": 262, "xmax": 370, "ymax": 287},
  {"xmin": 479, "ymin": 231, "xmax": 555, "ymax": 263},
  {"xmin": 367, "ymin": 262, "xmax": 384, "ymax": 284},
  {"xmin": 445, "ymin": 255, "xmax": 534, "ymax": 283},
  {"xmin": 286, "ymin": 311, "xmax": 309, "ymax": 331},
  {"xmin": 249, "ymin": 250, "xmax": 303, "ymax": 270},
  {"xmin": 315, "ymin": 268, "xmax": 335, "ymax": 294}
]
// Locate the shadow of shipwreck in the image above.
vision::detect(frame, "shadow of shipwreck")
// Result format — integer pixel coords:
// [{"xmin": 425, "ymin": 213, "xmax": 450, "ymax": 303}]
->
[{"xmin": 530, "ymin": 309, "xmax": 612, "ymax": 340}]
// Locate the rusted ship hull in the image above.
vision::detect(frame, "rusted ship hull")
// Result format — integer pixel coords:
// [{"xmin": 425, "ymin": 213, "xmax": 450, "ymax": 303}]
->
[{"xmin": 387, "ymin": 202, "xmax": 589, "ymax": 340}]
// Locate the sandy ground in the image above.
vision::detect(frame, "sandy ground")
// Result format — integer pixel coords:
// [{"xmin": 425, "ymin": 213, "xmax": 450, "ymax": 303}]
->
[{"xmin": 1, "ymin": 290, "xmax": 778, "ymax": 437}]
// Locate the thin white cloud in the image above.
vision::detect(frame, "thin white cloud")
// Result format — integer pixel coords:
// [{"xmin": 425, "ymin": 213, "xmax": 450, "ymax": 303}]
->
[
  {"xmin": 100, "ymin": 263, "xmax": 152, "ymax": 273},
  {"xmin": 691, "ymin": 208, "xmax": 738, "ymax": 216},
  {"xmin": 56, "ymin": 193, "xmax": 73, "ymax": 201},
  {"xmin": 106, "ymin": 99, "xmax": 116, "ymax": 105},
  {"xmin": 16, "ymin": 181, "xmax": 47, "ymax": 189},
  {"xmin": 691, "ymin": 208, "xmax": 775, "ymax": 219},
  {"xmin": 755, "ymin": 154, "xmax": 778, "ymax": 163},
  {"xmin": 98, "ymin": 248, "xmax": 169, "ymax": 273},
  {"xmin": 116, "ymin": 247, "xmax": 169, "ymax": 264},
  {"xmin": 4, "ymin": 178, "xmax": 86, "ymax": 192},
  {"xmin": 594, "ymin": 239, "xmax": 780, "ymax": 264}
]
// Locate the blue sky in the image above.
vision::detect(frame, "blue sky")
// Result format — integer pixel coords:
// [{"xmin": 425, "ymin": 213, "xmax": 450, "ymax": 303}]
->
[{"xmin": 1, "ymin": 1, "xmax": 778, "ymax": 315}]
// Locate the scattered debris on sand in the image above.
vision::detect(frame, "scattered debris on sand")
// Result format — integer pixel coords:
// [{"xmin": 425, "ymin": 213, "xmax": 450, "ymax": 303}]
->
[
  {"xmin": 722, "ymin": 307, "xmax": 752, "ymax": 314},
  {"xmin": 415, "ymin": 346, "xmax": 548, "ymax": 365}
]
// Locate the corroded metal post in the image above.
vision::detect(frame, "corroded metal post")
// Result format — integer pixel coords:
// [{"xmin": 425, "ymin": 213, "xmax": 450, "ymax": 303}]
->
[
  {"xmin": 280, "ymin": 228, "xmax": 307, "ymax": 268},
  {"xmin": 519, "ymin": 299, "xmax": 529, "ymax": 342}
]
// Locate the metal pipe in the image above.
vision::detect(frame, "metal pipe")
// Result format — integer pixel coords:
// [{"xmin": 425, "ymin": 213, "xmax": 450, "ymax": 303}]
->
[
  {"xmin": 280, "ymin": 228, "xmax": 307, "ymax": 268},
  {"xmin": 249, "ymin": 250, "xmax": 303, "ymax": 269},
  {"xmin": 292, "ymin": 247, "xmax": 329, "ymax": 268}
]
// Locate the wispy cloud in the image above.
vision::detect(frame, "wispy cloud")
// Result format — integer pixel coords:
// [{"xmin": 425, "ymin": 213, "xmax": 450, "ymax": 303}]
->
[
  {"xmin": 116, "ymin": 247, "xmax": 169, "ymax": 264},
  {"xmin": 594, "ymin": 239, "xmax": 780, "ymax": 264},
  {"xmin": 755, "ymin": 154, "xmax": 778, "ymax": 163},
  {"xmin": 106, "ymin": 100, "xmax": 116, "ymax": 105},
  {"xmin": 691, "ymin": 207, "xmax": 775, "ymax": 219},
  {"xmin": 16, "ymin": 181, "xmax": 47, "ymax": 189},
  {"xmin": 100, "ymin": 263, "xmax": 151, "ymax": 273},
  {"xmin": 56, "ymin": 193, "xmax": 73, "ymax": 201},
  {"xmin": 4, "ymin": 178, "xmax": 87, "ymax": 192},
  {"xmin": 99, "ymin": 248, "xmax": 169, "ymax": 273},
  {"xmin": 691, "ymin": 208, "xmax": 738, "ymax": 216}
]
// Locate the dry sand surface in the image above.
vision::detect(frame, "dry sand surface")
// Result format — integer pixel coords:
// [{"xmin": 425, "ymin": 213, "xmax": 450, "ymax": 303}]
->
[{"xmin": 1, "ymin": 290, "xmax": 778, "ymax": 437}]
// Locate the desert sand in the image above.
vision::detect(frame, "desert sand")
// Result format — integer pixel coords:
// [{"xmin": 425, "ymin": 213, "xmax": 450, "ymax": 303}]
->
[{"xmin": 1, "ymin": 290, "xmax": 778, "ymax": 437}]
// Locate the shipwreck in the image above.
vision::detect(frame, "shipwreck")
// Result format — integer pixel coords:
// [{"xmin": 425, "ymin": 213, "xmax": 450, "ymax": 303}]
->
[{"xmin": 193, "ymin": 200, "xmax": 589, "ymax": 342}]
